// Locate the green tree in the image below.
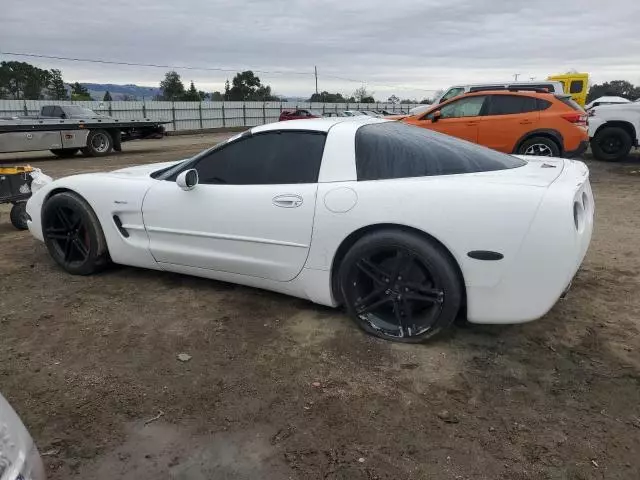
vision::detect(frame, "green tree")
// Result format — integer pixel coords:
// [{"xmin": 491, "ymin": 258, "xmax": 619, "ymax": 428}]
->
[
  {"xmin": 224, "ymin": 80, "xmax": 230, "ymax": 100},
  {"xmin": 400, "ymin": 98, "xmax": 418, "ymax": 104},
  {"xmin": 352, "ymin": 86, "xmax": 375, "ymax": 103},
  {"xmin": 182, "ymin": 81, "xmax": 201, "ymax": 101},
  {"xmin": 210, "ymin": 91, "xmax": 224, "ymax": 101},
  {"xmin": 387, "ymin": 95, "xmax": 400, "ymax": 104},
  {"xmin": 103, "ymin": 90, "xmax": 113, "ymax": 101},
  {"xmin": 587, "ymin": 80, "xmax": 640, "ymax": 102},
  {"xmin": 308, "ymin": 91, "xmax": 346, "ymax": 102},
  {"xmin": 160, "ymin": 71, "xmax": 186, "ymax": 100},
  {"xmin": 0, "ymin": 61, "xmax": 51, "ymax": 99},
  {"xmin": 47, "ymin": 69, "xmax": 68, "ymax": 100},
  {"xmin": 71, "ymin": 82, "xmax": 92, "ymax": 100},
  {"xmin": 228, "ymin": 71, "xmax": 277, "ymax": 101}
]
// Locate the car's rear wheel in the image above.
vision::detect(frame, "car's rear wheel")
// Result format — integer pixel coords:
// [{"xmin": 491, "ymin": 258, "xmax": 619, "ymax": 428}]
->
[
  {"xmin": 50, "ymin": 148, "xmax": 79, "ymax": 158},
  {"xmin": 81, "ymin": 130, "xmax": 113, "ymax": 157},
  {"xmin": 339, "ymin": 230, "xmax": 462, "ymax": 343},
  {"xmin": 591, "ymin": 126, "xmax": 632, "ymax": 161},
  {"xmin": 42, "ymin": 192, "xmax": 109, "ymax": 275},
  {"xmin": 518, "ymin": 137, "xmax": 560, "ymax": 157}
]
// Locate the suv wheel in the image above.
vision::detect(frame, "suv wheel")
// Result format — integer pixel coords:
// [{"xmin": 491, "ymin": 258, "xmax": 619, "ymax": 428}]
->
[
  {"xmin": 591, "ymin": 126, "xmax": 632, "ymax": 162},
  {"xmin": 518, "ymin": 137, "xmax": 560, "ymax": 157}
]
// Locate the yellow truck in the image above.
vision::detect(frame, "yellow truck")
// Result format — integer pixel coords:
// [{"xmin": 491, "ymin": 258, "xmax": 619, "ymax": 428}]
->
[{"xmin": 547, "ymin": 72, "xmax": 589, "ymax": 107}]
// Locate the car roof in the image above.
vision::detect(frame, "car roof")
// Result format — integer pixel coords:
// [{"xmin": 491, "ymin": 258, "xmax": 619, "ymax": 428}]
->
[{"xmin": 252, "ymin": 116, "xmax": 386, "ymax": 133}]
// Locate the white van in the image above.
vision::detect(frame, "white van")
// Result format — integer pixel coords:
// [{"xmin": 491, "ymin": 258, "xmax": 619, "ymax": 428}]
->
[{"xmin": 434, "ymin": 80, "xmax": 565, "ymax": 105}]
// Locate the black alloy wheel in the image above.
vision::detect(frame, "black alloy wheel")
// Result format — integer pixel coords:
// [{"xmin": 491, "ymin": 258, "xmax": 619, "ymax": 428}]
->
[
  {"xmin": 42, "ymin": 192, "xmax": 109, "ymax": 275},
  {"xmin": 45, "ymin": 205, "xmax": 91, "ymax": 264},
  {"xmin": 340, "ymin": 231, "xmax": 462, "ymax": 342}
]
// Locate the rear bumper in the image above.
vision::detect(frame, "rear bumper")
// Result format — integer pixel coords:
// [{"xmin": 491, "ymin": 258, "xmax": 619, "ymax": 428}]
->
[
  {"xmin": 565, "ymin": 140, "xmax": 589, "ymax": 158},
  {"xmin": 466, "ymin": 160, "xmax": 593, "ymax": 324}
]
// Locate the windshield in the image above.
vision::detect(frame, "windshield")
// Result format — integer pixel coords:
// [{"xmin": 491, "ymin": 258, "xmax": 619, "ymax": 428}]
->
[{"xmin": 65, "ymin": 106, "xmax": 98, "ymax": 116}]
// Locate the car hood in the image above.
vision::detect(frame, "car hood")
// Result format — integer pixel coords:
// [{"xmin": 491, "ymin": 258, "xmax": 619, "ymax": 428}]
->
[{"xmin": 109, "ymin": 160, "xmax": 185, "ymax": 178}]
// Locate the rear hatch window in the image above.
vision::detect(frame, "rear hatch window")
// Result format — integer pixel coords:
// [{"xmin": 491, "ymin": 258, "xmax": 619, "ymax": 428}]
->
[{"xmin": 355, "ymin": 122, "xmax": 526, "ymax": 181}]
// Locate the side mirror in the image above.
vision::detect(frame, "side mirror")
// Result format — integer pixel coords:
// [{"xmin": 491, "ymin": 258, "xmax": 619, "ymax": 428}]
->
[
  {"xmin": 176, "ymin": 169, "xmax": 199, "ymax": 191},
  {"xmin": 60, "ymin": 113, "xmax": 67, "ymax": 119},
  {"xmin": 431, "ymin": 111, "xmax": 442, "ymax": 123}
]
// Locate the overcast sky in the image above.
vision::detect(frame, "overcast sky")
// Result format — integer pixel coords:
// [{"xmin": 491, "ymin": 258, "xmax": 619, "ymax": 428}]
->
[{"xmin": 2, "ymin": 0, "xmax": 640, "ymax": 99}]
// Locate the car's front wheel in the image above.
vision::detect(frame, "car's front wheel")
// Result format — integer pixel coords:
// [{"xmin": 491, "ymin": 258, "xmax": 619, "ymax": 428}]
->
[
  {"xmin": 42, "ymin": 191, "xmax": 109, "ymax": 275},
  {"xmin": 339, "ymin": 230, "xmax": 462, "ymax": 343}
]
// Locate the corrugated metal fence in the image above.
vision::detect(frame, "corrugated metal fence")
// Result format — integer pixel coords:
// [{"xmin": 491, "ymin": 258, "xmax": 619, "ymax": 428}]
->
[{"xmin": 0, "ymin": 100, "xmax": 421, "ymax": 132}]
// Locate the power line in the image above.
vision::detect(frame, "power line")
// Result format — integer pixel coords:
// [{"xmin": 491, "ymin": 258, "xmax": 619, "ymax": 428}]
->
[
  {"xmin": 0, "ymin": 51, "xmax": 436, "ymax": 94},
  {"xmin": 0, "ymin": 51, "xmax": 311, "ymax": 76}
]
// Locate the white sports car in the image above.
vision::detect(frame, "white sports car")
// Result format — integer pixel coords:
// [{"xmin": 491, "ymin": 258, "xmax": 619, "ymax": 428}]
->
[{"xmin": 26, "ymin": 118, "xmax": 594, "ymax": 342}]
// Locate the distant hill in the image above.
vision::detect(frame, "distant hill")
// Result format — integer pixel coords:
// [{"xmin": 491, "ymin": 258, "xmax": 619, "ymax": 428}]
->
[{"xmin": 76, "ymin": 83, "xmax": 161, "ymax": 101}]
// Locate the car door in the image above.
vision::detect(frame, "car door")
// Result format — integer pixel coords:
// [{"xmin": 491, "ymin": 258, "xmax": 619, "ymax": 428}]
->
[
  {"xmin": 406, "ymin": 95, "xmax": 488, "ymax": 143},
  {"xmin": 142, "ymin": 130, "xmax": 326, "ymax": 282},
  {"xmin": 477, "ymin": 94, "xmax": 541, "ymax": 153}
]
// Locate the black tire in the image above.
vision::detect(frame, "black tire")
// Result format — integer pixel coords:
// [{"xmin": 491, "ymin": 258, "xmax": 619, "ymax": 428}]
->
[
  {"xmin": 50, "ymin": 148, "xmax": 79, "ymax": 158},
  {"xmin": 10, "ymin": 202, "xmax": 28, "ymax": 230},
  {"xmin": 338, "ymin": 230, "xmax": 462, "ymax": 343},
  {"xmin": 517, "ymin": 136, "xmax": 560, "ymax": 157},
  {"xmin": 42, "ymin": 191, "xmax": 109, "ymax": 275},
  {"xmin": 81, "ymin": 129, "xmax": 113, "ymax": 157},
  {"xmin": 591, "ymin": 126, "xmax": 633, "ymax": 162}
]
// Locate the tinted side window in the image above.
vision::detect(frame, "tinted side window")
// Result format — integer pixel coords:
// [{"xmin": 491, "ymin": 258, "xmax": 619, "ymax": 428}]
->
[
  {"xmin": 537, "ymin": 99, "xmax": 552, "ymax": 111},
  {"xmin": 193, "ymin": 131, "xmax": 325, "ymax": 185},
  {"xmin": 52, "ymin": 107, "xmax": 64, "ymax": 118},
  {"xmin": 41, "ymin": 106, "xmax": 54, "ymax": 116},
  {"xmin": 355, "ymin": 122, "xmax": 525, "ymax": 181},
  {"xmin": 487, "ymin": 95, "xmax": 538, "ymax": 115},
  {"xmin": 570, "ymin": 80, "xmax": 584, "ymax": 94}
]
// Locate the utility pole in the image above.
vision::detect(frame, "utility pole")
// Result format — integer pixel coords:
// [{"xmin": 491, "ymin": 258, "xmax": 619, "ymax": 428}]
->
[
  {"xmin": 314, "ymin": 66, "xmax": 318, "ymax": 95},
  {"xmin": 513, "ymin": 73, "xmax": 520, "ymax": 81}
]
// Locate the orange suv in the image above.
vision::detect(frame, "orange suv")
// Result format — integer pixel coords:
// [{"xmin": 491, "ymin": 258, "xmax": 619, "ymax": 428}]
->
[{"xmin": 402, "ymin": 89, "xmax": 589, "ymax": 157}]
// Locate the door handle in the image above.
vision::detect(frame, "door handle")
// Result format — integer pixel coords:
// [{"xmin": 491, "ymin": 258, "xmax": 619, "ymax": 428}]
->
[
  {"xmin": 520, "ymin": 120, "xmax": 533, "ymax": 124},
  {"xmin": 466, "ymin": 121, "xmax": 479, "ymax": 126},
  {"xmin": 273, "ymin": 194, "xmax": 303, "ymax": 208}
]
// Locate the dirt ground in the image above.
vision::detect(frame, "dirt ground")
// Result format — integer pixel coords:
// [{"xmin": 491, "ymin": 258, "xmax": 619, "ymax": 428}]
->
[{"xmin": 1, "ymin": 136, "xmax": 639, "ymax": 480}]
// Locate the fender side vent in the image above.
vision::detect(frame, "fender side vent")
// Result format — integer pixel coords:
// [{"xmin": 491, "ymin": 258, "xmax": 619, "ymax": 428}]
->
[
  {"xmin": 468, "ymin": 250, "xmax": 503, "ymax": 261},
  {"xmin": 113, "ymin": 215, "xmax": 130, "ymax": 238}
]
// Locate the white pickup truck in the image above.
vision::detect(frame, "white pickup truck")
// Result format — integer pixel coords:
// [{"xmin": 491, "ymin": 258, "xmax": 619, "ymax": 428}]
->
[{"xmin": 588, "ymin": 101, "xmax": 639, "ymax": 161}]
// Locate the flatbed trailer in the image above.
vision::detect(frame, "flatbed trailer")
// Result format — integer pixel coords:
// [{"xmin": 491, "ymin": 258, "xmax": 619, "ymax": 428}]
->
[{"xmin": 0, "ymin": 105, "xmax": 170, "ymax": 158}]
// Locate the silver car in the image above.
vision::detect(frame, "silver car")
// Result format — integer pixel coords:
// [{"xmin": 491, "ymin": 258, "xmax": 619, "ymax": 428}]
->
[{"xmin": 0, "ymin": 393, "xmax": 45, "ymax": 480}]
